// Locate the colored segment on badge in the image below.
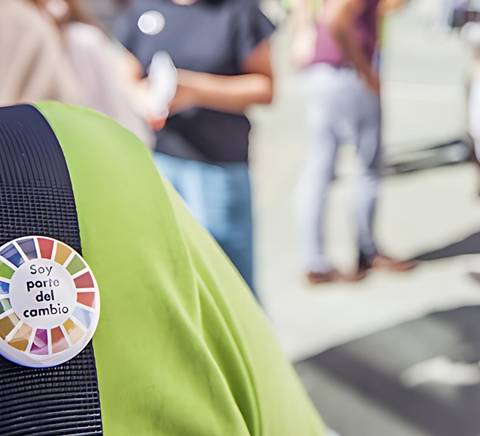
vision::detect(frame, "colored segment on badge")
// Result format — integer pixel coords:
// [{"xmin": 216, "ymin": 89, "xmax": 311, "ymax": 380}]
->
[
  {"xmin": 66, "ymin": 255, "xmax": 85, "ymax": 276},
  {"xmin": 38, "ymin": 238, "xmax": 54, "ymax": 260},
  {"xmin": 0, "ymin": 244, "xmax": 24, "ymax": 268},
  {"xmin": 0, "ymin": 313, "xmax": 19, "ymax": 339},
  {"xmin": 63, "ymin": 318, "xmax": 84, "ymax": 344},
  {"xmin": 74, "ymin": 271, "xmax": 95, "ymax": 289},
  {"xmin": 0, "ymin": 298, "xmax": 12, "ymax": 315},
  {"xmin": 77, "ymin": 292, "xmax": 96, "ymax": 309},
  {"xmin": 52, "ymin": 326, "xmax": 69, "ymax": 354},
  {"xmin": 73, "ymin": 307, "xmax": 93, "ymax": 328},
  {"xmin": 9, "ymin": 324, "xmax": 33, "ymax": 352},
  {"xmin": 0, "ymin": 262, "xmax": 14, "ymax": 280},
  {"xmin": 31, "ymin": 329, "xmax": 49, "ymax": 355},
  {"xmin": 17, "ymin": 238, "xmax": 38, "ymax": 260},
  {"xmin": 0, "ymin": 282, "xmax": 9, "ymax": 295},
  {"xmin": 55, "ymin": 243, "xmax": 72, "ymax": 265}
]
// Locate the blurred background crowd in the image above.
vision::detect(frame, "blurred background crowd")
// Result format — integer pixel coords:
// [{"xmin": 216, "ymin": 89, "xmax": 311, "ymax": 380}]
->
[{"xmin": 3, "ymin": 0, "xmax": 480, "ymax": 434}]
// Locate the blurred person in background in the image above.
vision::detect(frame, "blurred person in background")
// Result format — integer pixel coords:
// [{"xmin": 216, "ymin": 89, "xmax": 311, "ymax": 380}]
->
[
  {"xmin": 28, "ymin": 0, "xmax": 154, "ymax": 147},
  {"xmin": 462, "ymin": 8, "xmax": 480, "ymax": 162},
  {"xmin": 294, "ymin": 0, "xmax": 415, "ymax": 284},
  {"xmin": 0, "ymin": 0, "xmax": 79, "ymax": 105},
  {"xmin": 114, "ymin": 0, "xmax": 275, "ymax": 294},
  {"xmin": 440, "ymin": 0, "xmax": 458, "ymax": 28}
]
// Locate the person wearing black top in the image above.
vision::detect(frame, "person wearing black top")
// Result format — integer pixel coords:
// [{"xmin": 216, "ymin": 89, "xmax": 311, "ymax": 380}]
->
[{"xmin": 115, "ymin": 0, "xmax": 275, "ymax": 294}]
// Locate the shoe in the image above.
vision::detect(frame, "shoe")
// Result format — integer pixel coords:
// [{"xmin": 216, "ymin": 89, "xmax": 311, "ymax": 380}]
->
[
  {"xmin": 307, "ymin": 269, "xmax": 368, "ymax": 285},
  {"xmin": 362, "ymin": 253, "xmax": 417, "ymax": 272},
  {"xmin": 341, "ymin": 269, "xmax": 368, "ymax": 282},
  {"xmin": 307, "ymin": 269, "xmax": 342, "ymax": 285}
]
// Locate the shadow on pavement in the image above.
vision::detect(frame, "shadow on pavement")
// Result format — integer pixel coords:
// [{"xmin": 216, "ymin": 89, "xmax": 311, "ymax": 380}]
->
[
  {"xmin": 412, "ymin": 231, "xmax": 480, "ymax": 261},
  {"xmin": 384, "ymin": 137, "xmax": 473, "ymax": 177},
  {"xmin": 296, "ymin": 306, "xmax": 480, "ymax": 436}
]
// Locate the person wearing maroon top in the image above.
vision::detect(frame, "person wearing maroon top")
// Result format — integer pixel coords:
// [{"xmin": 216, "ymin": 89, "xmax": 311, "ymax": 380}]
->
[{"xmin": 296, "ymin": 0, "xmax": 415, "ymax": 284}]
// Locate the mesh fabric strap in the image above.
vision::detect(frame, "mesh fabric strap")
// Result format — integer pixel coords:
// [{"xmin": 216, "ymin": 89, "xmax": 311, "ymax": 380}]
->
[{"xmin": 0, "ymin": 105, "xmax": 103, "ymax": 435}]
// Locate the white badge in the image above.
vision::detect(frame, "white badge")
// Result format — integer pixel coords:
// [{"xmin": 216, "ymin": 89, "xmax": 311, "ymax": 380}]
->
[
  {"xmin": 138, "ymin": 10, "xmax": 166, "ymax": 35},
  {"xmin": 0, "ymin": 236, "xmax": 100, "ymax": 368}
]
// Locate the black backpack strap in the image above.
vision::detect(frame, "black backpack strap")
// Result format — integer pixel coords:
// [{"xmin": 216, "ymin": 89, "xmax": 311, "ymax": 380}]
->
[{"xmin": 0, "ymin": 105, "xmax": 103, "ymax": 435}]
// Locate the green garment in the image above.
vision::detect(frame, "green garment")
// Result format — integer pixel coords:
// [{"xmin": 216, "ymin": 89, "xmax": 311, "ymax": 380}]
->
[{"xmin": 36, "ymin": 102, "xmax": 325, "ymax": 436}]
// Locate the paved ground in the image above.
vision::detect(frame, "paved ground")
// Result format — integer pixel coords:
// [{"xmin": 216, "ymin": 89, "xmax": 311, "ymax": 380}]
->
[
  {"xmin": 251, "ymin": 2, "xmax": 480, "ymax": 434},
  {"xmin": 297, "ymin": 305, "xmax": 480, "ymax": 436}
]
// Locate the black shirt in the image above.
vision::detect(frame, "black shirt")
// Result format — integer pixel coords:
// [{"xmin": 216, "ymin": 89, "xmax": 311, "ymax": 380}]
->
[{"xmin": 115, "ymin": 0, "xmax": 274, "ymax": 163}]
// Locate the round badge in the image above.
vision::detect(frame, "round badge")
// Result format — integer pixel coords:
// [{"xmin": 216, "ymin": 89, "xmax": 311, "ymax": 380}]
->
[
  {"xmin": 137, "ymin": 10, "xmax": 166, "ymax": 35},
  {"xmin": 0, "ymin": 237, "xmax": 100, "ymax": 368}
]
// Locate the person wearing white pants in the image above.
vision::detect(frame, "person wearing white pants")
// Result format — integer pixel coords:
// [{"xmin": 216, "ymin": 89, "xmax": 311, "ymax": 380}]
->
[
  {"xmin": 295, "ymin": 0, "xmax": 416, "ymax": 284},
  {"xmin": 298, "ymin": 64, "xmax": 381, "ymax": 278}
]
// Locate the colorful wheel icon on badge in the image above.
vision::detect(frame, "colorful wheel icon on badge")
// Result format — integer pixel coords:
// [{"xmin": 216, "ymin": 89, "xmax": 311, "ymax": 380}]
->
[{"xmin": 0, "ymin": 236, "xmax": 100, "ymax": 368}]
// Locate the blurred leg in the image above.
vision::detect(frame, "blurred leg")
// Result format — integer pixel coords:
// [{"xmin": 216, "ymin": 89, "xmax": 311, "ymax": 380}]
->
[
  {"xmin": 197, "ymin": 163, "xmax": 255, "ymax": 292},
  {"xmin": 297, "ymin": 67, "xmax": 344, "ymax": 275},
  {"xmin": 355, "ymin": 91, "xmax": 382, "ymax": 265},
  {"xmin": 297, "ymin": 125, "xmax": 339, "ymax": 274},
  {"xmin": 153, "ymin": 153, "xmax": 255, "ymax": 292},
  {"xmin": 214, "ymin": 165, "xmax": 254, "ymax": 292},
  {"xmin": 469, "ymin": 78, "xmax": 480, "ymax": 161},
  {"xmin": 181, "ymin": 161, "xmax": 256, "ymax": 292}
]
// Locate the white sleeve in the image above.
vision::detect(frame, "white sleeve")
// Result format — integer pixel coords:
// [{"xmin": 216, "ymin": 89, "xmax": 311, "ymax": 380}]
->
[{"xmin": 64, "ymin": 23, "xmax": 154, "ymax": 148}]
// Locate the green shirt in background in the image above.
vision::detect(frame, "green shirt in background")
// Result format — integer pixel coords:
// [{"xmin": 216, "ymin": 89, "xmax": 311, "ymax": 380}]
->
[{"xmin": 36, "ymin": 102, "xmax": 325, "ymax": 436}]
